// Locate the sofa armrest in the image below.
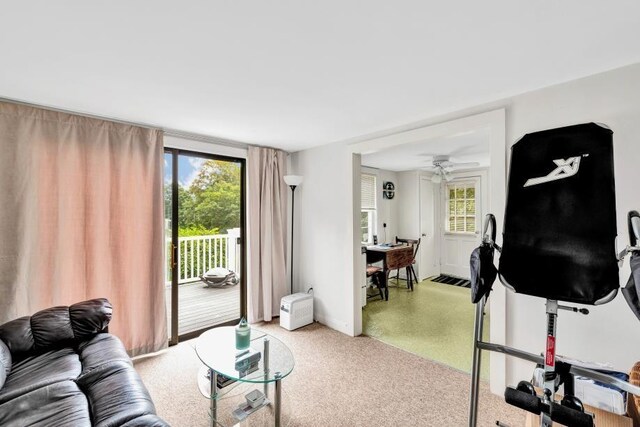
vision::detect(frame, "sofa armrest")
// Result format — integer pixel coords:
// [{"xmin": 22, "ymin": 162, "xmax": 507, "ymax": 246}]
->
[
  {"xmin": 0, "ymin": 339, "xmax": 10, "ymax": 389},
  {"xmin": 0, "ymin": 298, "xmax": 112, "ymax": 361},
  {"xmin": 120, "ymin": 414, "xmax": 171, "ymax": 427}
]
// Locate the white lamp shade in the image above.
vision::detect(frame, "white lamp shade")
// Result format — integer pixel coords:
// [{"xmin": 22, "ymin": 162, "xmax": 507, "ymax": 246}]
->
[
  {"xmin": 284, "ymin": 175, "xmax": 303, "ymax": 186},
  {"xmin": 431, "ymin": 174, "xmax": 442, "ymax": 184}
]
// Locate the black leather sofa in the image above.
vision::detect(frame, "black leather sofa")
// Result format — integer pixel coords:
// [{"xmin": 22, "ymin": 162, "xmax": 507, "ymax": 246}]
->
[{"xmin": 0, "ymin": 298, "xmax": 169, "ymax": 427}]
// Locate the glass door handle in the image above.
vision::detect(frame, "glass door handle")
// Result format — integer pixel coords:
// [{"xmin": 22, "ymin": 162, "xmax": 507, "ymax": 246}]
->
[{"xmin": 171, "ymin": 244, "xmax": 177, "ymax": 268}]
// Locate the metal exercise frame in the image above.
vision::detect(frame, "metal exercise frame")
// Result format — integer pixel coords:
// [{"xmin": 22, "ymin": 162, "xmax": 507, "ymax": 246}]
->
[
  {"xmin": 468, "ymin": 212, "xmax": 640, "ymax": 426},
  {"xmin": 468, "ymin": 283, "xmax": 640, "ymax": 426}
]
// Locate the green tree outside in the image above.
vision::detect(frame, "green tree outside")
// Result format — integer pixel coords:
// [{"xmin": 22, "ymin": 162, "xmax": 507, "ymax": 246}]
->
[
  {"xmin": 165, "ymin": 159, "xmax": 241, "ymax": 236},
  {"xmin": 165, "ymin": 159, "xmax": 242, "ymax": 279}
]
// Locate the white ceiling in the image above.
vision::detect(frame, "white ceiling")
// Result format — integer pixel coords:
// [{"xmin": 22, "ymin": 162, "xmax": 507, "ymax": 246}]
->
[
  {"xmin": 362, "ymin": 128, "xmax": 490, "ymax": 172},
  {"xmin": 1, "ymin": 2, "xmax": 639, "ymax": 152}
]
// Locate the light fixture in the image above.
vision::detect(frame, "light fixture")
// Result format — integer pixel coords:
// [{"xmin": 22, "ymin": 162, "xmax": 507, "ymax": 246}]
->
[
  {"xmin": 283, "ymin": 175, "xmax": 303, "ymax": 294},
  {"xmin": 431, "ymin": 165, "xmax": 452, "ymax": 183},
  {"xmin": 283, "ymin": 175, "xmax": 303, "ymax": 187}
]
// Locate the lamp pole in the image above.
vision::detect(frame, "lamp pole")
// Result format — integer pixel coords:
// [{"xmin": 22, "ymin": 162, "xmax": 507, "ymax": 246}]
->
[
  {"xmin": 289, "ymin": 184, "xmax": 297, "ymax": 295},
  {"xmin": 283, "ymin": 175, "xmax": 302, "ymax": 295}
]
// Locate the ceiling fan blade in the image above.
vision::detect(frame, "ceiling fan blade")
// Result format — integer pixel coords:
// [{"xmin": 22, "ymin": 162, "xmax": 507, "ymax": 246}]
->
[{"xmin": 448, "ymin": 161, "xmax": 480, "ymax": 168}]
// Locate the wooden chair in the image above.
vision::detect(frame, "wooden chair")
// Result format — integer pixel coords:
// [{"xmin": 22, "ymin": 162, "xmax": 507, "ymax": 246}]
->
[
  {"xmin": 366, "ymin": 265, "xmax": 387, "ymax": 301},
  {"xmin": 393, "ymin": 237, "xmax": 421, "ymax": 288},
  {"xmin": 386, "ymin": 246, "xmax": 415, "ymax": 291}
]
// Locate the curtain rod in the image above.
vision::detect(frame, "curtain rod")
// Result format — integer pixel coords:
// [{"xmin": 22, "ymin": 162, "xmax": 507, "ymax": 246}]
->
[{"xmin": 0, "ymin": 95, "xmax": 250, "ymax": 150}]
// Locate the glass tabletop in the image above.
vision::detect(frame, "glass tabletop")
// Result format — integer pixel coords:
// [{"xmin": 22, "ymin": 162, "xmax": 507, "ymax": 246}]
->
[{"xmin": 195, "ymin": 327, "xmax": 294, "ymax": 383}]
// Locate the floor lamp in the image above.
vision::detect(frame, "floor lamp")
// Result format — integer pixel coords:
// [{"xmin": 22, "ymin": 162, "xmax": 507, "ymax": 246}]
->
[{"xmin": 283, "ymin": 175, "xmax": 303, "ymax": 294}]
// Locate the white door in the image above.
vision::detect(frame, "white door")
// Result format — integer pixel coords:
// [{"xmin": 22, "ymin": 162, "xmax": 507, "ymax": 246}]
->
[
  {"xmin": 440, "ymin": 178, "xmax": 481, "ymax": 279},
  {"xmin": 419, "ymin": 177, "xmax": 439, "ymax": 280}
]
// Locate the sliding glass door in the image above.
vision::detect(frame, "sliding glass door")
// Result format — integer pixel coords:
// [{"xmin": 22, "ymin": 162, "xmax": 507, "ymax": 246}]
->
[{"xmin": 164, "ymin": 149, "xmax": 246, "ymax": 344}]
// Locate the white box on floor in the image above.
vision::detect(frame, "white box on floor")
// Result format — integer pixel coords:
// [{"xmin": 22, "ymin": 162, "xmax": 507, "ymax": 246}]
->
[
  {"xmin": 533, "ymin": 367, "xmax": 627, "ymax": 415},
  {"xmin": 574, "ymin": 376, "xmax": 626, "ymax": 415},
  {"xmin": 280, "ymin": 293, "xmax": 313, "ymax": 331}
]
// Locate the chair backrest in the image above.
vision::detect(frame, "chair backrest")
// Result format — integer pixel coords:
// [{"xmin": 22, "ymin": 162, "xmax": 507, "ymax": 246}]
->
[
  {"xmin": 395, "ymin": 237, "xmax": 421, "ymax": 261},
  {"xmin": 386, "ymin": 246, "xmax": 414, "ymax": 270}
]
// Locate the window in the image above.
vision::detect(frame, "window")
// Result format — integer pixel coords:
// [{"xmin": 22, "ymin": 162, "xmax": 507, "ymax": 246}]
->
[
  {"xmin": 446, "ymin": 182, "xmax": 476, "ymax": 233},
  {"xmin": 361, "ymin": 173, "xmax": 377, "ymax": 243}
]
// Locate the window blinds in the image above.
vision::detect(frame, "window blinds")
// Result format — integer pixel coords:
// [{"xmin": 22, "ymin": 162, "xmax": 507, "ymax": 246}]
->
[{"xmin": 361, "ymin": 174, "xmax": 376, "ymax": 209}]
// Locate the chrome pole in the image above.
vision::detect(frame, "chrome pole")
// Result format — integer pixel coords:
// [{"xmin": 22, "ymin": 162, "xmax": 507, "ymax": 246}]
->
[
  {"xmin": 468, "ymin": 296, "xmax": 486, "ymax": 427},
  {"xmin": 275, "ymin": 372, "xmax": 282, "ymax": 427},
  {"xmin": 540, "ymin": 300, "xmax": 558, "ymax": 427},
  {"xmin": 289, "ymin": 185, "xmax": 297, "ymax": 294},
  {"xmin": 209, "ymin": 369, "xmax": 217, "ymax": 427},
  {"xmin": 264, "ymin": 337, "xmax": 270, "ymax": 398}
]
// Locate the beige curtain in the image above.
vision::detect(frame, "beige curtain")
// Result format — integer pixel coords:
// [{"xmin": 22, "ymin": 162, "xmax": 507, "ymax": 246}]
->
[
  {"xmin": 247, "ymin": 147, "xmax": 288, "ymax": 323},
  {"xmin": 0, "ymin": 102, "xmax": 167, "ymax": 356}
]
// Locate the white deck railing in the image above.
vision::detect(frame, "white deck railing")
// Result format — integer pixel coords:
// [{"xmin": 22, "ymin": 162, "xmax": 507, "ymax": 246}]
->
[{"xmin": 165, "ymin": 228, "xmax": 241, "ymax": 285}]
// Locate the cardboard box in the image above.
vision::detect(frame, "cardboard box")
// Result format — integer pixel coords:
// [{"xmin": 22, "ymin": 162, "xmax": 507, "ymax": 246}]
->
[{"xmin": 524, "ymin": 404, "xmax": 632, "ymax": 427}]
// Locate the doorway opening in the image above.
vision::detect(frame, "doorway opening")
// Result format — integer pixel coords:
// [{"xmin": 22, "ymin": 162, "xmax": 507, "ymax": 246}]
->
[
  {"xmin": 164, "ymin": 148, "xmax": 247, "ymax": 344},
  {"xmin": 360, "ymin": 129, "xmax": 491, "ymax": 377},
  {"xmin": 351, "ymin": 110, "xmax": 506, "ymax": 392}
]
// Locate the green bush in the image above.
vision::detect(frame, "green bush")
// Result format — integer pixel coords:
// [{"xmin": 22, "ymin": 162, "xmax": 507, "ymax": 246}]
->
[{"xmin": 177, "ymin": 225, "xmax": 220, "ymax": 237}]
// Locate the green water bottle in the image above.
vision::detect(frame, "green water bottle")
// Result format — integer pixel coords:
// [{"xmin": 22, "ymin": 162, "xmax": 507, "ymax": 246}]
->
[{"xmin": 235, "ymin": 317, "xmax": 250, "ymax": 350}]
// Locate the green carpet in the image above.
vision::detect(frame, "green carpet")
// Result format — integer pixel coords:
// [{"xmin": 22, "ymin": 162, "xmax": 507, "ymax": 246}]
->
[{"xmin": 363, "ymin": 279, "xmax": 489, "ymax": 380}]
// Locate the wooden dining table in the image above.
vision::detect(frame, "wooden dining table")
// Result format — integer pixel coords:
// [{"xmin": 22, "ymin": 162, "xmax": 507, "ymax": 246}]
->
[{"xmin": 366, "ymin": 245, "xmax": 415, "ymax": 298}]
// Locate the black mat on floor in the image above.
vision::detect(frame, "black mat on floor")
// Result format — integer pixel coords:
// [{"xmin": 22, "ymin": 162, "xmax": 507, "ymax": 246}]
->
[{"xmin": 429, "ymin": 275, "xmax": 471, "ymax": 288}]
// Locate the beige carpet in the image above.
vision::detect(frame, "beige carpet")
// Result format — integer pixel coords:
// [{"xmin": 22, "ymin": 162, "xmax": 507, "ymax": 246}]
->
[{"xmin": 134, "ymin": 322, "xmax": 524, "ymax": 426}]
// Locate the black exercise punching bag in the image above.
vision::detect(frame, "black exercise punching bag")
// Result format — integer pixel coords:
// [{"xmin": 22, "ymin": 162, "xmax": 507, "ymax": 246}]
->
[{"xmin": 499, "ymin": 123, "xmax": 619, "ymax": 305}]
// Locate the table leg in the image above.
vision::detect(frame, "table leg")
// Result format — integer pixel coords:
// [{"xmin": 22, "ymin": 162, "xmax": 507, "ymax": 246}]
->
[
  {"xmin": 274, "ymin": 373, "xmax": 282, "ymax": 427},
  {"xmin": 384, "ymin": 270, "xmax": 390, "ymax": 301},
  {"xmin": 263, "ymin": 337, "xmax": 270, "ymax": 398},
  {"xmin": 209, "ymin": 369, "xmax": 217, "ymax": 427}
]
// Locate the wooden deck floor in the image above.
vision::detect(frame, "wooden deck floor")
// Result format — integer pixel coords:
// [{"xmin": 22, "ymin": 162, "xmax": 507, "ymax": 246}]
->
[{"xmin": 165, "ymin": 281, "xmax": 240, "ymax": 336}]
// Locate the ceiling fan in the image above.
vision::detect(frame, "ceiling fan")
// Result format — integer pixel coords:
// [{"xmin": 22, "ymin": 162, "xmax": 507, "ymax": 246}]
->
[{"xmin": 422, "ymin": 155, "xmax": 480, "ymax": 183}]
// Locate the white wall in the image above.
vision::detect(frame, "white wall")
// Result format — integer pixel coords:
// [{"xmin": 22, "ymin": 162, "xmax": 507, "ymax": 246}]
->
[
  {"xmin": 396, "ymin": 171, "xmax": 421, "ymax": 239},
  {"xmin": 290, "ymin": 143, "xmax": 356, "ymax": 335},
  {"xmin": 503, "ymin": 63, "xmax": 640, "ymax": 386}
]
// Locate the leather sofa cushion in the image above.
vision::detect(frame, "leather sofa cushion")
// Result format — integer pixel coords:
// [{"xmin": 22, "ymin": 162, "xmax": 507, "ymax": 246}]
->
[
  {"xmin": 0, "ymin": 317, "xmax": 34, "ymax": 360},
  {"xmin": 77, "ymin": 360, "xmax": 157, "ymax": 427},
  {"xmin": 120, "ymin": 414, "xmax": 171, "ymax": 427},
  {"xmin": 0, "ymin": 298, "xmax": 112, "ymax": 361},
  {"xmin": 77, "ymin": 333, "xmax": 132, "ymax": 375},
  {"xmin": 0, "ymin": 380, "xmax": 91, "ymax": 427},
  {"xmin": 69, "ymin": 298, "xmax": 112, "ymax": 338},
  {"xmin": 31, "ymin": 306, "xmax": 76, "ymax": 351},
  {"xmin": 0, "ymin": 340, "xmax": 10, "ymax": 389},
  {"xmin": 0, "ymin": 347, "xmax": 81, "ymax": 404}
]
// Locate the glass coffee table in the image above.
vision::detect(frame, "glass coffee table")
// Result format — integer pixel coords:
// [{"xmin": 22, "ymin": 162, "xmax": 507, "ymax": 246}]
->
[{"xmin": 195, "ymin": 327, "xmax": 295, "ymax": 427}]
